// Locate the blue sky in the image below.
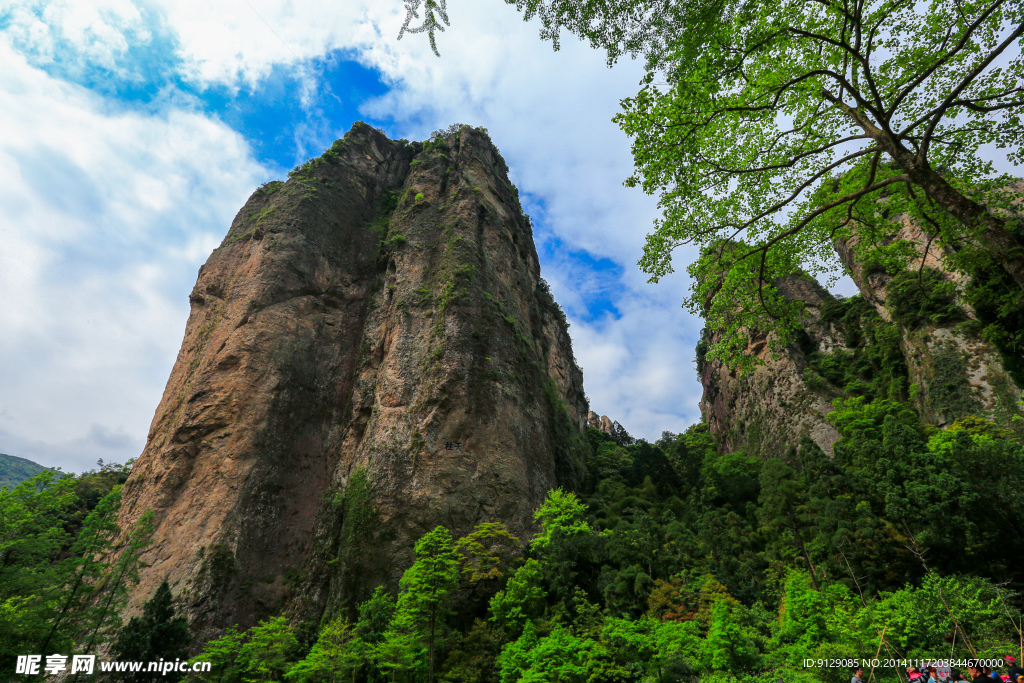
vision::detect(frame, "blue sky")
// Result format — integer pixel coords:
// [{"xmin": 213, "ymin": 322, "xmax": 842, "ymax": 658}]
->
[{"xmin": 0, "ymin": 0, "xmax": 706, "ymax": 473}]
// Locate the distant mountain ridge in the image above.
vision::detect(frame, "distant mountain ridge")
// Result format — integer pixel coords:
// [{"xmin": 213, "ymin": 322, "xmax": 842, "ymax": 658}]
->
[{"xmin": 0, "ymin": 453, "xmax": 49, "ymax": 489}]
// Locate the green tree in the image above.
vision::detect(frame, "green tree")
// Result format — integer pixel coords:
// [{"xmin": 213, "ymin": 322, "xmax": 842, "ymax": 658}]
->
[
  {"xmin": 82, "ymin": 510, "xmax": 155, "ymax": 655},
  {"xmin": 391, "ymin": 526, "xmax": 462, "ymax": 683},
  {"xmin": 38, "ymin": 487, "xmax": 123, "ymax": 654},
  {"xmin": 109, "ymin": 579, "xmax": 191, "ymax": 682},
  {"xmin": 635, "ymin": 0, "xmax": 1024, "ymax": 364},
  {"xmin": 427, "ymin": 0, "xmax": 1024, "ymax": 367},
  {"xmin": 489, "ymin": 559, "xmax": 546, "ymax": 637},
  {"xmin": 454, "ymin": 522, "xmax": 521, "ymax": 583},
  {"xmin": 496, "ymin": 621, "xmax": 595, "ymax": 683},
  {"xmin": 286, "ymin": 618, "xmax": 366, "ymax": 683},
  {"xmin": 237, "ymin": 616, "xmax": 300, "ymax": 682},
  {"xmin": 585, "ymin": 618, "xmax": 657, "ymax": 683},
  {"xmin": 757, "ymin": 459, "xmax": 821, "ymax": 589},
  {"xmin": 703, "ymin": 600, "xmax": 758, "ymax": 672},
  {"xmin": 436, "ymin": 619, "xmax": 505, "ymax": 683},
  {"xmin": 355, "ymin": 586, "xmax": 397, "ymax": 647},
  {"xmin": 531, "ymin": 489, "xmax": 590, "ymax": 551},
  {"xmin": 774, "ymin": 570, "xmax": 828, "ymax": 665},
  {"xmin": 188, "ymin": 626, "xmax": 243, "ymax": 683},
  {"xmin": 0, "ymin": 471, "xmax": 77, "ymax": 663},
  {"xmin": 374, "ymin": 629, "xmax": 419, "ymax": 683}
]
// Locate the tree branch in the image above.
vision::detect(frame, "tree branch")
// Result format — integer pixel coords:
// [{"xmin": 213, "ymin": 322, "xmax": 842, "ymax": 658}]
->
[
  {"xmin": 920, "ymin": 18, "xmax": 1024, "ymax": 159},
  {"xmin": 889, "ymin": 0, "xmax": 1011, "ymax": 116}
]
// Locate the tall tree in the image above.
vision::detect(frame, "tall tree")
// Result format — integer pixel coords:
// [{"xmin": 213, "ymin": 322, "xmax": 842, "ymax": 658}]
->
[
  {"xmin": 625, "ymin": 0, "xmax": 1023, "ymax": 365},
  {"xmin": 81, "ymin": 510, "xmax": 155, "ymax": 655},
  {"xmin": 411, "ymin": 0, "xmax": 1024, "ymax": 366},
  {"xmin": 390, "ymin": 526, "xmax": 461, "ymax": 683},
  {"xmin": 38, "ymin": 487, "xmax": 122, "ymax": 654},
  {"xmin": 0, "ymin": 471, "xmax": 77, "ymax": 663}
]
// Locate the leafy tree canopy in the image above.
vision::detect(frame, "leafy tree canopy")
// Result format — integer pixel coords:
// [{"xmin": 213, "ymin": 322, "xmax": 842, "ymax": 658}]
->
[{"xmin": 624, "ymin": 0, "xmax": 1023, "ymax": 368}]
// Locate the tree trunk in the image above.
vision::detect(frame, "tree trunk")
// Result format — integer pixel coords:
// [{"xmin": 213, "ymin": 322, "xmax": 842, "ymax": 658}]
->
[
  {"xmin": 826, "ymin": 91, "xmax": 1024, "ymax": 290},
  {"xmin": 790, "ymin": 517, "xmax": 820, "ymax": 591},
  {"xmin": 39, "ymin": 569, "xmax": 86, "ymax": 655},
  {"xmin": 900, "ymin": 156, "xmax": 1024, "ymax": 289},
  {"xmin": 880, "ymin": 135, "xmax": 1024, "ymax": 290},
  {"xmin": 428, "ymin": 607, "xmax": 436, "ymax": 683}
]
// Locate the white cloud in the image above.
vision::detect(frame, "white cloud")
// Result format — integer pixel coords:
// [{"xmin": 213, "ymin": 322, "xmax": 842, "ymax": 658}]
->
[
  {"xmin": 2, "ymin": 0, "xmax": 153, "ymax": 78},
  {"xmin": 0, "ymin": 39, "xmax": 268, "ymax": 471},
  {"xmin": 567, "ymin": 274, "xmax": 706, "ymax": 440}
]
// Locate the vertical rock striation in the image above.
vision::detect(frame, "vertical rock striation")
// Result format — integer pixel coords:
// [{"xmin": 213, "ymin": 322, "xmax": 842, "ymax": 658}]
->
[{"xmin": 117, "ymin": 123, "xmax": 589, "ymax": 641}]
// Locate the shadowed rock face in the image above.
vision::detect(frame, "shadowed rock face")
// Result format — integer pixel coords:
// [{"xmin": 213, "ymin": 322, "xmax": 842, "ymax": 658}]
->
[{"xmin": 117, "ymin": 123, "xmax": 588, "ymax": 641}]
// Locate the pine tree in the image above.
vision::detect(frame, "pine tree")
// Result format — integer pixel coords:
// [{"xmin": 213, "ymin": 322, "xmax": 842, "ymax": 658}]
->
[{"xmin": 110, "ymin": 579, "xmax": 191, "ymax": 682}]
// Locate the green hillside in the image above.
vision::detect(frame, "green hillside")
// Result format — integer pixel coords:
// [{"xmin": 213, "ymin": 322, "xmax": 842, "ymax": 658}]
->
[{"xmin": 0, "ymin": 453, "xmax": 50, "ymax": 490}]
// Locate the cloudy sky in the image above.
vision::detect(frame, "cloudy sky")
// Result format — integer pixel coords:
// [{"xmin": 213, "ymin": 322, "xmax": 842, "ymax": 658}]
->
[{"xmin": 0, "ymin": 0, "xmax": 715, "ymax": 473}]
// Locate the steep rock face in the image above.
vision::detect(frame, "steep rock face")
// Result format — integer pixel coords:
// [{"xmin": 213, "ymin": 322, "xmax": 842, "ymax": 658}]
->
[
  {"xmin": 835, "ymin": 218, "xmax": 1022, "ymax": 427},
  {"xmin": 698, "ymin": 273, "xmax": 842, "ymax": 457},
  {"xmin": 117, "ymin": 123, "xmax": 589, "ymax": 641},
  {"xmin": 700, "ymin": 195, "xmax": 1023, "ymax": 457}
]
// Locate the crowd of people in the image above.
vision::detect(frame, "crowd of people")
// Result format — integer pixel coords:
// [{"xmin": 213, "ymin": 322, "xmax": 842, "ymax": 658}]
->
[{"xmin": 850, "ymin": 658, "xmax": 1024, "ymax": 683}]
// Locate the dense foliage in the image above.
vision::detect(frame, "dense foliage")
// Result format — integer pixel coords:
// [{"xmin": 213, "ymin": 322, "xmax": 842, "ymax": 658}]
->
[
  {"xmin": 181, "ymin": 409, "xmax": 1024, "ymax": 683},
  {"xmin": 0, "ymin": 459, "xmax": 156, "ymax": 671},
  {"xmin": 5, "ymin": 396, "xmax": 1024, "ymax": 683}
]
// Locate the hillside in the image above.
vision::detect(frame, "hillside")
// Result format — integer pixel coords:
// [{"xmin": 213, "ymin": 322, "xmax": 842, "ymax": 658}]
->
[{"xmin": 0, "ymin": 453, "xmax": 48, "ymax": 490}]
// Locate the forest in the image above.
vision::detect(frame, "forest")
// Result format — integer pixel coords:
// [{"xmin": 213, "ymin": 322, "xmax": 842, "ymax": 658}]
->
[{"xmin": 4, "ymin": 363, "xmax": 1024, "ymax": 682}]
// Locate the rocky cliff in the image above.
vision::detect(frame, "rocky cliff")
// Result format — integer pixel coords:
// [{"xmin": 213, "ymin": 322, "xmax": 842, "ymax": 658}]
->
[
  {"xmin": 698, "ymin": 273, "xmax": 843, "ymax": 457},
  {"xmin": 116, "ymin": 123, "xmax": 589, "ymax": 640},
  {"xmin": 699, "ymin": 198, "xmax": 1024, "ymax": 456}
]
